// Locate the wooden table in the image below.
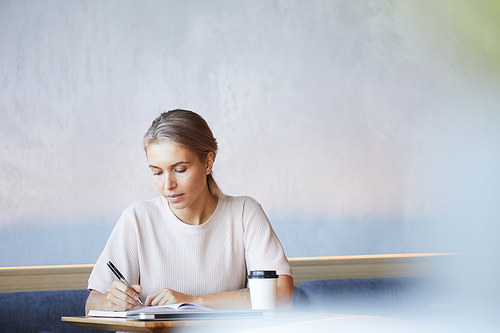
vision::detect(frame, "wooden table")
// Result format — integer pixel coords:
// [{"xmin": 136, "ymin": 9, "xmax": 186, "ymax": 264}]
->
[
  {"xmin": 62, "ymin": 315, "xmax": 226, "ymax": 333},
  {"xmin": 62, "ymin": 313, "xmax": 300, "ymax": 333},
  {"xmin": 62, "ymin": 312, "xmax": 418, "ymax": 333}
]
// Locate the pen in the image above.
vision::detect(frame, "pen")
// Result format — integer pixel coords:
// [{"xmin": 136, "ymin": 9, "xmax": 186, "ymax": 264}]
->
[{"xmin": 107, "ymin": 261, "xmax": 144, "ymax": 305}]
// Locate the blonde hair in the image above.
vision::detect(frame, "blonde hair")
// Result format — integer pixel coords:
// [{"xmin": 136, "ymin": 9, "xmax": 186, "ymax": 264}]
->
[{"xmin": 143, "ymin": 109, "xmax": 224, "ymax": 199}]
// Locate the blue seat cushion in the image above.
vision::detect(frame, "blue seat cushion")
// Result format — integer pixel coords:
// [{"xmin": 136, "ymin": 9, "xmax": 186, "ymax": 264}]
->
[
  {"xmin": 295, "ymin": 277, "xmax": 437, "ymax": 314},
  {"xmin": 0, "ymin": 289, "xmax": 107, "ymax": 333}
]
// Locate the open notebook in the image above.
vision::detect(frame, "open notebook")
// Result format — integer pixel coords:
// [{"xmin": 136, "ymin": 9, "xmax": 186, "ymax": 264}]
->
[
  {"xmin": 88, "ymin": 302, "xmax": 264, "ymax": 320},
  {"xmin": 88, "ymin": 302, "xmax": 209, "ymax": 318}
]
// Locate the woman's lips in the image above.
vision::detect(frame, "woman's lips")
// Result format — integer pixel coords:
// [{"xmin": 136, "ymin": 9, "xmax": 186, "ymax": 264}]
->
[{"xmin": 166, "ymin": 194, "xmax": 183, "ymax": 203}]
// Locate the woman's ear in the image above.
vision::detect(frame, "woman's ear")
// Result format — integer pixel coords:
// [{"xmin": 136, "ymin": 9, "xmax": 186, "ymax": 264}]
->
[{"xmin": 205, "ymin": 152, "xmax": 214, "ymax": 175}]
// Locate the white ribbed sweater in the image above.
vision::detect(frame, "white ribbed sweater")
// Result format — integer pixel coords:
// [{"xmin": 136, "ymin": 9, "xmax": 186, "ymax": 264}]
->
[{"xmin": 88, "ymin": 196, "xmax": 291, "ymax": 299}]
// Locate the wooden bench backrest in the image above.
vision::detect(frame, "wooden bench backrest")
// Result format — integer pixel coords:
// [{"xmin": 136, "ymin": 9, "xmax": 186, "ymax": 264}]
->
[{"xmin": 0, "ymin": 253, "xmax": 455, "ymax": 292}]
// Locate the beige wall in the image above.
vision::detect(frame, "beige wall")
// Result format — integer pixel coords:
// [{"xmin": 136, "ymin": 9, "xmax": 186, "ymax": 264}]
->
[{"xmin": 1, "ymin": 1, "xmax": 499, "ymax": 269}]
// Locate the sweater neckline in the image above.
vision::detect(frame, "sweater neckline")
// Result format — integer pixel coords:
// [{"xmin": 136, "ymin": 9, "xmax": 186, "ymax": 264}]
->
[{"xmin": 160, "ymin": 196, "xmax": 223, "ymax": 232}]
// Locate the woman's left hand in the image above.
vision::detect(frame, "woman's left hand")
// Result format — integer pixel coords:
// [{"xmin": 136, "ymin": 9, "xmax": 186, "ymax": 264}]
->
[{"xmin": 145, "ymin": 288, "xmax": 197, "ymax": 306}]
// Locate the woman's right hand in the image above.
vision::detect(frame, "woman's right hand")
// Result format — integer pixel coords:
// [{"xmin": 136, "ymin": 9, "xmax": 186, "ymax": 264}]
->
[{"xmin": 105, "ymin": 280, "xmax": 142, "ymax": 311}]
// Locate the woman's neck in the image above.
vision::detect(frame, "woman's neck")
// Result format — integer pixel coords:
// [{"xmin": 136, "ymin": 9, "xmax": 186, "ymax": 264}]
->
[{"xmin": 169, "ymin": 187, "xmax": 218, "ymax": 225}]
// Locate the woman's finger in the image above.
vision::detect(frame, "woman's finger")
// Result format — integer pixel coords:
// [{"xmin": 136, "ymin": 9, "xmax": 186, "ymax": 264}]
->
[
  {"xmin": 145, "ymin": 289, "xmax": 162, "ymax": 306},
  {"xmin": 151, "ymin": 291, "xmax": 167, "ymax": 306},
  {"xmin": 149, "ymin": 289, "xmax": 172, "ymax": 306},
  {"xmin": 107, "ymin": 281, "xmax": 139, "ymax": 310}
]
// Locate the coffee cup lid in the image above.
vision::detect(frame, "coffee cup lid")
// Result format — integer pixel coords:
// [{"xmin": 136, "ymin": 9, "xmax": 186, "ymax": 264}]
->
[{"xmin": 248, "ymin": 270, "xmax": 279, "ymax": 279}]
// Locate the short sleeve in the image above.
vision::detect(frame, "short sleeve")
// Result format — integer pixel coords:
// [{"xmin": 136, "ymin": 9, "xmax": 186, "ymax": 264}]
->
[
  {"xmin": 242, "ymin": 199, "xmax": 292, "ymax": 277},
  {"xmin": 87, "ymin": 208, "xmax": 140, "ymax": 295}
]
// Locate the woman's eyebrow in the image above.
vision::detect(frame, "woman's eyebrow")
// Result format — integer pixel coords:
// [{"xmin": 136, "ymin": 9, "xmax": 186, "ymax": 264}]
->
[
  {"xmin": 171, "ymin": 161, "xmax": 190, "ymax": 167},
  {"xmin": 148, "ymin": 162, "xmax": 190, "ymax": 169}
]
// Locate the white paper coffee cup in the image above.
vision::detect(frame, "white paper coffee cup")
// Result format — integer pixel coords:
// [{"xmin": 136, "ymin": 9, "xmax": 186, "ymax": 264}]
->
[{"xmin": 247, "ymin": 270, "xmax": 279, "ymax": 310}]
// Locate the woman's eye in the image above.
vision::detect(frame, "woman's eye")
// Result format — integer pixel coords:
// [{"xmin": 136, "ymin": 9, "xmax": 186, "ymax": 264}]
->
[
  {"xmin": 175, "ymin": 169, "xmax": 187, "ymax": 173},
  {"xmin": 153, "ymin": 171, "xmax": 163, "ymax": 176}
]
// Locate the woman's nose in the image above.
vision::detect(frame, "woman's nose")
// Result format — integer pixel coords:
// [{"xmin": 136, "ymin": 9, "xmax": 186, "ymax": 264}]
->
[{"xmin": 165, "ymin": 173, "xmax": 176, "ymax": 191}]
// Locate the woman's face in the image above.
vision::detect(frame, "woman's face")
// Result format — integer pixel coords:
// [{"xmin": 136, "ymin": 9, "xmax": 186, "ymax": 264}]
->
[{"xmin": 146, "ymin": 141, "xmax": 213, "ymax": 213}]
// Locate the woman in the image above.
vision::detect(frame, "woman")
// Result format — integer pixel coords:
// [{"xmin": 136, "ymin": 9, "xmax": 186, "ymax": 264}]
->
[{"xmin": 86, "ymin": 109, "xmax": 294, "ymax": 313}]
